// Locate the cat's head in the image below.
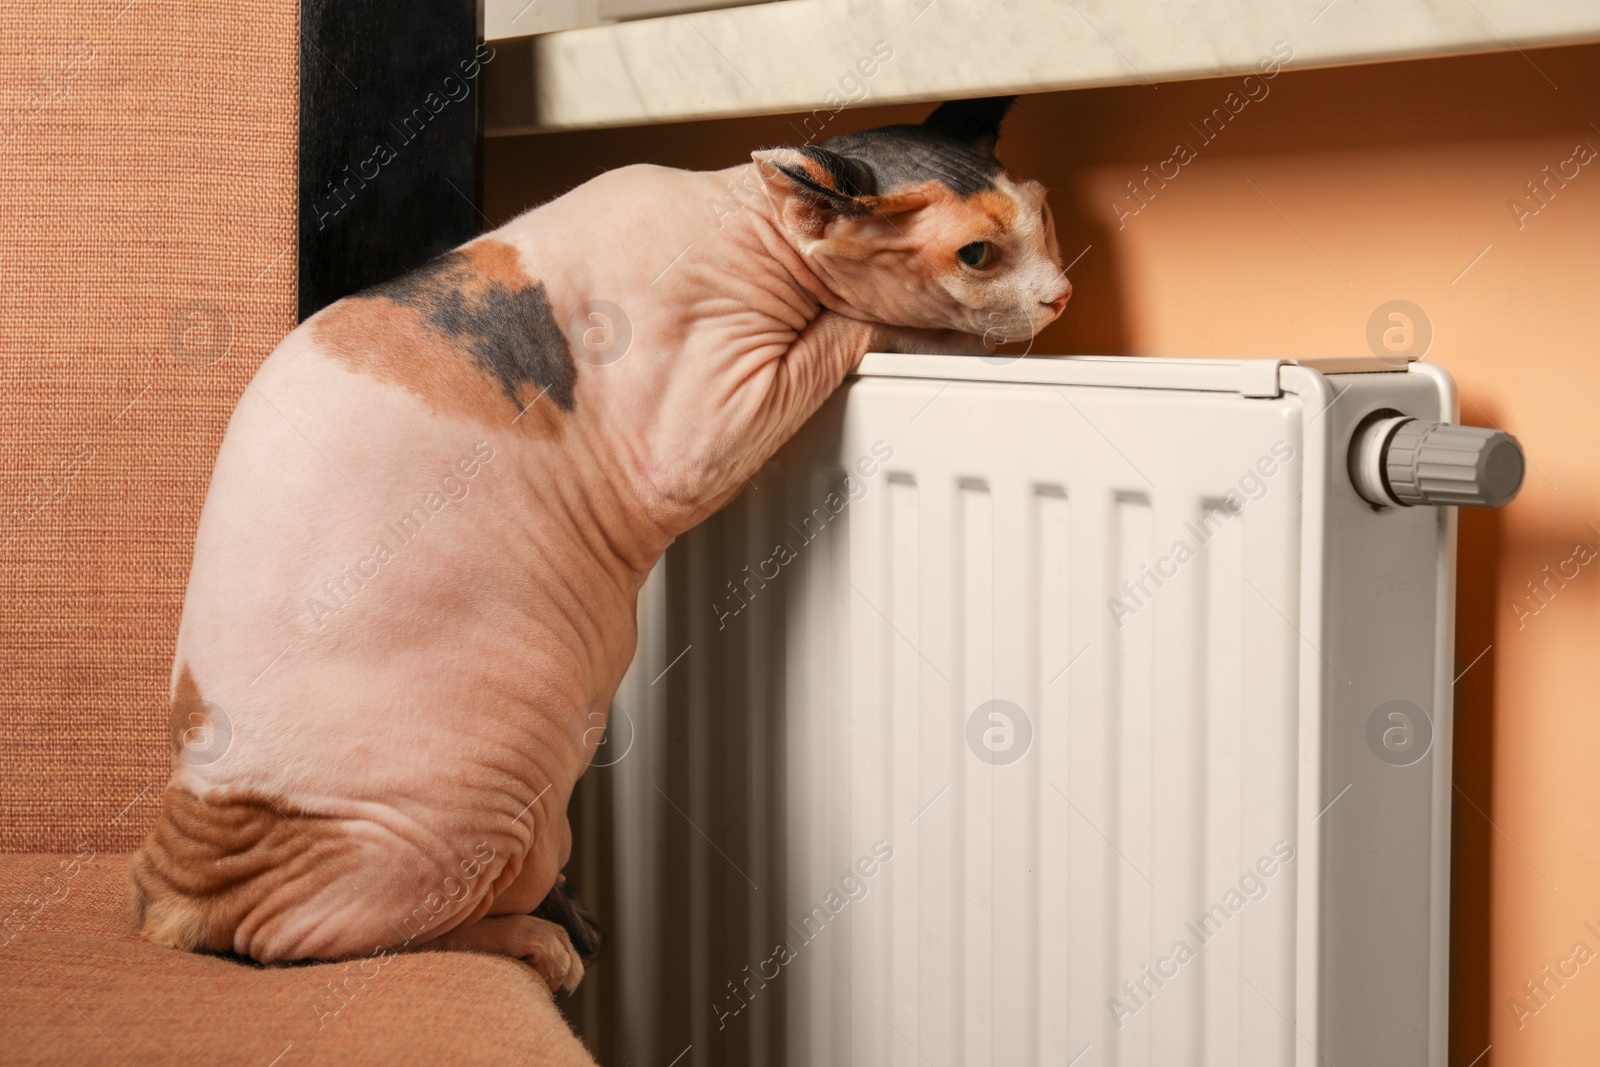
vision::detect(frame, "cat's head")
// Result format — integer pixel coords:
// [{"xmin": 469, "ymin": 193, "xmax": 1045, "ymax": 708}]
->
[{"xmin": 753, "ymin": 97, "xmax": 1069, "ymax": 344}]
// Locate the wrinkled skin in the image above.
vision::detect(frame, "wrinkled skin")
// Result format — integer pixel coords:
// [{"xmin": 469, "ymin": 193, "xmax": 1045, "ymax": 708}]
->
[{"xmin": 130, "ymin": 104, "xmax": 1069, "ymax": 979}]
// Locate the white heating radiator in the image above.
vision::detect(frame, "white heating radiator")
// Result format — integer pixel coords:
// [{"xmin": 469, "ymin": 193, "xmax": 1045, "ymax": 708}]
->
[{"xmin": 566, "ymin": 354, "xmax": 1522, "ymax": 1067}]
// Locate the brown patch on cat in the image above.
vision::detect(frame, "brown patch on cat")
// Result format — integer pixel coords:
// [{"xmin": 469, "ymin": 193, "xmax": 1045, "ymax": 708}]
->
[
  {"xmin": 911, "ymin": 183, "xmax": 1029, "ymax": 280},
  {"xmin": 509, "ymin": 380, "xmax": 567, "ymax": 442},
  {"xmin": 459, "ymin": 237, "xmax": 528, "ymax": 289},
  {"xmin": 168, "ymin": 665, "xmax": 208, "ymax": 756},
  {"xmin": 309, "ymin": 237, "xmax": 577, "ymax": 430},
  {"xmin": 871, "ymin": 178, "xmax": 944, "ymax": 217},
  {"xmin": 312, "ymin": 299, "xmax": 516, "ymax": 425},
  {"xmin": 969, "ymin": 186, "xmax": 1019, "ymax": 231},
  {"xmin": 129, "ymin": 786, "xmax": 362, "ymax": 956},
  {"xmin": 777, "ymin": 151, "xmax": 836, "ymax": 192}
]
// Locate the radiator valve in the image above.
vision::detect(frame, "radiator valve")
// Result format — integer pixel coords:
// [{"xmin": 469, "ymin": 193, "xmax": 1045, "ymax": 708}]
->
[{"xmin": 1349, "ymin": 416, "xmax": 1524, "ymax": 508}]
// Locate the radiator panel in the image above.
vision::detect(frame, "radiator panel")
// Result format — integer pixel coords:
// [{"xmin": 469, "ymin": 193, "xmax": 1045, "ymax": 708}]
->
[{"xmin": 577, "ymin": 357, "xmax": 1452, "ymax": 1067}]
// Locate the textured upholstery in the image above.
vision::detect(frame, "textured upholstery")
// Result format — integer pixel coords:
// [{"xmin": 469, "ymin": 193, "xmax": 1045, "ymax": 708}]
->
[
  {"xmin": 0, "ymin": 1, "xmax": 298, "ymax": 851},
  {"xmin": 0, "ymin": 853, "xmax": 599, "ymax": 1065}
]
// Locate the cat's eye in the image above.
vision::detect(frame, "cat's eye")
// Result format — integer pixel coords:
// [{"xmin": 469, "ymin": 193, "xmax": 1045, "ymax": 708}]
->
[{"xmin": 957, "ymin": 241, "xmax": 992, "ymax": 269}]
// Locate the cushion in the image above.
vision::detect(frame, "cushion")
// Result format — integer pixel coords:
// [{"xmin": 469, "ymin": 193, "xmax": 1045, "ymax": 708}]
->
[{"xmin": 0, "ymin": 853, "xmax": 599, "ymax": 1065}]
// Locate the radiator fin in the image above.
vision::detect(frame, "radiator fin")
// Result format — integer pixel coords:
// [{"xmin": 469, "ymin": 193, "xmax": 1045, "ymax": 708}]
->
[
  {"xmin": 957, "ymin": 479, "xmax": 993, "ymax": 1065},
  {"xmin": 887, "ymin": 475, "xmax": 921, "ymax": 1067},
  {"xmin": 1111, "ymin": 493, "xmax": 1155, "ymax": 1067},
  {"xmin": 1034, "ymin": 486, "xmax": 1071, "ymax": 1064},
  {"xmin": 1201, "ymin": 498, "xmax": 1246, "ymax": 1064}
]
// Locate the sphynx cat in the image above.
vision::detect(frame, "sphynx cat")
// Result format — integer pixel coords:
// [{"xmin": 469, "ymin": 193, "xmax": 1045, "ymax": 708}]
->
[{"xmin": 131, "ymin": 97, "xmax": 1070, "ymax": 992}]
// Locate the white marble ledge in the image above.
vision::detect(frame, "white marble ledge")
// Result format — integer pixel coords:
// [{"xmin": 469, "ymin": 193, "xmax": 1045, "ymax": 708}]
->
[{"xmin": 483, "ymin": 0, "xmax": 1600, "ymax": 133}]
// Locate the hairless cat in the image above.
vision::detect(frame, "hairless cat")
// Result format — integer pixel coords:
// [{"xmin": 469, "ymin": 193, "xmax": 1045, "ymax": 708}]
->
[{"xmin": 131, "ymin": 97, "xmax": 1070, "ymax": 992}]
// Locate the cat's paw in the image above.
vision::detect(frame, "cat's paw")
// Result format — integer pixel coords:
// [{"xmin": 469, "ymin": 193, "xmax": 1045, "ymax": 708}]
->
[
  {"xmin": 507, "ymin": 915, "xmax": 586, "ymax": 993},
  {"xmin": 437, "ymin": 913, "xmax": 587, "ymax": 993}
]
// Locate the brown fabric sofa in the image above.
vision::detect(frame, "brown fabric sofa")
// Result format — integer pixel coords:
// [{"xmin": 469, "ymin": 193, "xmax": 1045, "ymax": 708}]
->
[
  {"xmin": 2, "ymin": 855, "xmax": 597, "ymax": 1066},
  {"xmin": 0, "ymin": 4, "xmax": 597, "ymax": 1062}
]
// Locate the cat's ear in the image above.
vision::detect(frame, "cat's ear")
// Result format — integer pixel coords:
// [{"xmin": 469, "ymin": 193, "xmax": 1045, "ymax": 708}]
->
[
  {"xmin": 752, "ymin": 147, "xmax": 876, "ymax": 240},
  {"xmin": 921, "ymin": 96, "xmax": 1017, "ymax": 156}
]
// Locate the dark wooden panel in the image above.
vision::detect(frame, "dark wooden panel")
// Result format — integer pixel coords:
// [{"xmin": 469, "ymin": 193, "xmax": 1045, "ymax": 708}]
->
[{"xmin": 299, "ymin": 0, "xmax": 484, "ymax": 320}]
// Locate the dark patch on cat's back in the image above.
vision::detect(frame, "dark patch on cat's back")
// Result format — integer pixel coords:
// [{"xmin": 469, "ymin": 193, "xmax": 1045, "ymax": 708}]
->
[{"xmin": 361, "ymin": 242, "xmax": 577, "ymax": 412}]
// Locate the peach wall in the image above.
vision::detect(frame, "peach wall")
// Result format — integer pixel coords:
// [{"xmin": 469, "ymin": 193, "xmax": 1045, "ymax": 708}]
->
[{"xmin": 486, "ymin": 41, "xmax": 1600, "ymax": 1064}]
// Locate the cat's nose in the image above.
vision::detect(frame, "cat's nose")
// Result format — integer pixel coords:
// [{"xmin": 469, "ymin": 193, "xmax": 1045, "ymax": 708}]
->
[{"xmin": 1043, "ymin": 282, "xmax": 1072, "ymax": 315}]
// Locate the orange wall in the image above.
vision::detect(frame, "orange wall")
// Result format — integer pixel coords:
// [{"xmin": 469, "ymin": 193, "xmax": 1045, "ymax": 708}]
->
[{"xmin": 486, "ymin": 42, "xmax": 1600, "ymax": 1064}]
